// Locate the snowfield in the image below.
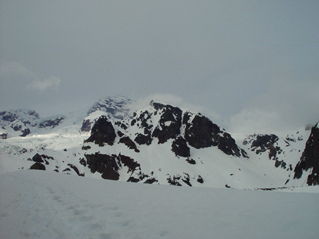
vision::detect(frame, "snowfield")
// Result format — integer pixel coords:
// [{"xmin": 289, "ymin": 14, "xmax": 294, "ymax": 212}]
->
[{"xmin": 0, "ymin": 170, "xmax": 318, "ymax": 239}]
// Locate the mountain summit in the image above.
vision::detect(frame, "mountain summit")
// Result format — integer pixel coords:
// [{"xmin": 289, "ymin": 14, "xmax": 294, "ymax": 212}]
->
[{"xmin": 0, "ymin": 96, "xmax": 318, "ymax": 189}]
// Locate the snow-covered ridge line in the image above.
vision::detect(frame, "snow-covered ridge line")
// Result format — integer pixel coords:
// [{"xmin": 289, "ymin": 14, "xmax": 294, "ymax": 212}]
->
[{"xmin": 1, "ymin": 95, "xmax": 318, "ymax": 189}]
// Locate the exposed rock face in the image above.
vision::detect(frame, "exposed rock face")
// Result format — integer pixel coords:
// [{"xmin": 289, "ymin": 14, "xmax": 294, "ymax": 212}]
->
[
  {"xmin": 134, "ymin": 133, "xmax": 152, "ymax": 145},
  {"xmin": 183, "ymin": 112, "xmax": 219, "ymax": 148},
  {"xmin": 249, "ymin": 134, "xmax": 280, "ymax": 158},
  {"xmin": 119, "ymin": 136, "xmax": 140, "ymax": 152},
  {"xmin": 131, "ymin": 110, "xmax": 153, "ymax": 145},
  {"xmin": 217, "ymin": 132, "xmax": 241, "ymax": 157},
  {"xmin": 0, "ymin": 109, "xmax": 39, "ymax": 124},
  {"xmin": 85, "ymin": 153, "xmax": 120, "ymax": 180},
  {"xmin": 87, "ymin": 96, "xmax": 133, "ymax": 119},
  {"xmin": 0, "ymin": 109, "xmax": 40, "ymax": 137},
  {"xmin": 32, "ymin": 153, "xmax": 44, "ymax": 163},
  {"xmin": 78, "ymin": 100, "xmax": 247, "ymax": 185},
  {"xmin": 243, "ymin": 134, "xmax": 290, "ymax": 169},
  {"xmin": 20, "ymin": 128, "xmax": 31, "ymax": 137},
  {"xmin": 151, "ymin": 102, "xmax": 182, "ymax": 144},
  {"xmin": 30, "ymin": 163, "xmax": 46, "ymax": 170},
  {"xmin": 38, "ymin": 116, "xmax": 65, "ymax": 129},
  {"xmin": 171, "ymin": 136, "xmax": 190, "ymax": 157},
  {"xmin": 293, "ymin": 123, "xmax": 319, "ymax": 185},
  {"xmin": 85, "ymin": 116, "xmax": 116, "ymax": 146},
  {"xmin": 81, "ymin": 119, "xmax": 92, "ymax": 132},
  {"xmin": 183, "ymin": 112, "xmax": 242, "ymax": 157},
  {"xmin": 84, "ymin": 153, "xmax": 141, "ymax": 181}
]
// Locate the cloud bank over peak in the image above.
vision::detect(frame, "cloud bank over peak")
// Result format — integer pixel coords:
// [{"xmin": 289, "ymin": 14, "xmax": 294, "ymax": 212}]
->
[{"xmin": 27, "ymin": 76, "xmax": 61, "ymax": 91}]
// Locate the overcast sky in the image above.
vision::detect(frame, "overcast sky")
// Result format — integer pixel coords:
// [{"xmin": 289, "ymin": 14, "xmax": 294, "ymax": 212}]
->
[{"xmin": 1, "ymin": 0, "xmax": 318, "ymax": 133}]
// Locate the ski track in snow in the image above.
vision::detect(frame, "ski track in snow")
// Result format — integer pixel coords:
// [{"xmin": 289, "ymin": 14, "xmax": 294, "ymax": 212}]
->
[{"xmin": 1, "ymin": 170, "xmax": 319, "ymax": 239}]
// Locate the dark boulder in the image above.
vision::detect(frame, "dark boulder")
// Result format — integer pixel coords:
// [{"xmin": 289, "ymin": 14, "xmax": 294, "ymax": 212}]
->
[
  {"xmin": 197, "ymin": 175, "xmax": 204, "ymax": 183},
  {"xmin": 144, "ymin": 178, "xmax": 158, "ymax": 184},
  {"xmin": 85, "ymin": 116, "xmax": 116, "ymax": 146},
  {"xmin": 32, "ymin": 153, "xmax": 44, "ymax": 163},
  {"xmin": 30, "ymin": 163, "xmax": 46, "ymax": 170},
  {"xmin": 79, "ymin": 158, "xmax": 87, "ymax": 166}
]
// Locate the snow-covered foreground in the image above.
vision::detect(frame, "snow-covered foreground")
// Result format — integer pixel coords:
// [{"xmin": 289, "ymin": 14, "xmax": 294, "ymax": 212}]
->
[{"xmin": 0, "ymin": 170, "xmax": 318, "ymax": 239}]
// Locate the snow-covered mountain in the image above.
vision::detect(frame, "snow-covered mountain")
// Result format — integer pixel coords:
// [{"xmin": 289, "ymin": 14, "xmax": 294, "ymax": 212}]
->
[{"xmin": 1, "ymin": 95, "xmax": 318, "ymax": 190}]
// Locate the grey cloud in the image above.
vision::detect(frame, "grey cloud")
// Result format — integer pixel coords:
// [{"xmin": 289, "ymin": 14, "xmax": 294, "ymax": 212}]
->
[
  {"xmin": 0, "ymin": 0, "xmax": 318, "ymax": 130},
  {"xmin": 27, "ymin": 76, "xmax": 61, "ymax": 91}
]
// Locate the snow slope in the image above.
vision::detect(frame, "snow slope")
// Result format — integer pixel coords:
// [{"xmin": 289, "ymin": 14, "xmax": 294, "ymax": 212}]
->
[
  {"xmin": 0, "ymin": 96, "xmax": 317, "ymax": 189},
  {"xmin": 0, "ymin": 170, "xmax": 318, "ymax": 239}
]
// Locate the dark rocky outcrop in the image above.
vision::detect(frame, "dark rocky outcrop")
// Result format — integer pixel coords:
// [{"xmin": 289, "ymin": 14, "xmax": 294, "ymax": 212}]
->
[
  {"xmin": 134, "ymin": 133, "xmax": 152, "ymax": 145},
  {"xmin": 293, "ymin": 123, "xmax": 319, "ymax": 185},
  {"xmin": 79, "ymin": 158, "xmax": 87, "ymax": 166},
  {"xmin": 217, "ymin": 132, "xmax": 241, "ymax": 157},
  {"xmin": 67, "ymin": 163, "xmax": 84, "ymax": 176},
  {"xmin": 85, "ymin": 116, "xmax": 116, "ymax": 146},
  {"xmin": 32, "ymin": 153, "xmax": 44, "ymax": 163},
  {"xmin": 183, "ymin": 112, "xmax": 242, "ymax": 156},
  {"xmin": 251, "ymin": 134, "xmax": 279, "ymax": 155},
  {"xmin": 197, "ymin": 175, "xmax": 204, "ymax": 183},
  {"xmin": 171, "ymin": 136, "xmax": 190, "ymax": 157},
  {"xmin": 130, "ymin": 110, "xmax": 153, "ymax": 145},
  {"xmin": 151, "ymin": 103, "xmax": 182, "ymax": 144},
  {"xmin": 186, "ymin": 158, "xmax": 196, "ymax": 164},
  {"xmin": 244, "ymin": 134, "xmax": 282, "ymax": 160},
  {"xmin": 117, "ymin": 154, "xmax": 141, "ymax": 173},
  {"xmin": 30, "ymin": 163, "xmax": 46, "ymax": 170},
  {"xmin": 183, "ymin": 112, "xmax": 219, "ymax": 149},
  {"xmin": 20, "ymin": 128, "xmax": 31, "ymax": 137},
  {"xmin": 39, "ymin": 116, "xmax": 64, "ymax": 129},
  {"xmin": 84, "ymin": 153, "xmax": 141, "ymax": 181},
  {"xmin": 119, "ymin": 136, "xmax": 140, "ymax": 152},
  {"xmin": 85, "ymin": 153, "xmax": 120, "ymax": 180},
  {"xmin": 12, "ymin": 125, "xmax": 22, "ymax": 131},
  {"xmin": 81, "ymin": 119, "xmax": 92, "ymax": 132},
  {"xmin": 144, "ymin": 178, "xmax": 158, "ymax": 184},
  {"xmin": 82, "ymin": 145, "xmax": 91, "ymax": 150},
  {"xmin": 167, "ymin": 175, "xmax": 182, "ymax": 186},
  {"xmin": 182, "ymin": 173, "xmax": 192, "ymax": 187}
]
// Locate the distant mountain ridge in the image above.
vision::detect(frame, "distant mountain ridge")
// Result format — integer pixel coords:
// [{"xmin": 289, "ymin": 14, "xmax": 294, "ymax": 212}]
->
[{"xmin": 0, "ymin": 96, "xmax": 318, "ymax": 189}]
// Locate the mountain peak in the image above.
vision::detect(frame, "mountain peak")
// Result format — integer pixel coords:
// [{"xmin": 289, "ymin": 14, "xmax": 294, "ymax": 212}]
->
[{"xmin": 87, "ymin": 95, "xmax": 134, "ymax": 119}]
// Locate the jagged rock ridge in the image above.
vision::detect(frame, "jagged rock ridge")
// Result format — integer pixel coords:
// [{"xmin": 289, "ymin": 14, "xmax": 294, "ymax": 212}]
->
[
  {"xmin": 81, "ymin": 100, "xmax": 247, "ymax": 185},
  {"xmin": 1, "ymin": 95, "xmax": 317, "ymax": 189}
]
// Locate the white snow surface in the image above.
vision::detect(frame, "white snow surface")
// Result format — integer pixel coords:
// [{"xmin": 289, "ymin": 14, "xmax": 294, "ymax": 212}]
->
[
  {"xmin": 0, "ymin": 96, "xmax": 316, "ymax": 189},
  {"xmin": 0, "ymin": 170, "xmax": 318, "ymax": 239}
]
